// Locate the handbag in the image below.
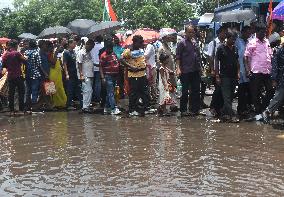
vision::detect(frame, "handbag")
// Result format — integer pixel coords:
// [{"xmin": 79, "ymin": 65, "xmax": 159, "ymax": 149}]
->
[
  {"xmin": 43, "ymin": 80, "xmax": 56, "ymax": 95},
  {"xmin": 0, "ymin": 72, "xmax": 8, "ymax": 97}
]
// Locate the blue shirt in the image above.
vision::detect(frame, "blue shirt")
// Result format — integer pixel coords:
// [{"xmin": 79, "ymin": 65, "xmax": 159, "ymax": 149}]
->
[
  {"xmin": 113, "ymin": 45, "xmax": 125, "ymax": 60},
  {"xmin": 40, "ymin": 50, "xmax": 50, "ymax": 76},
  {"xmin": 235, "ymin": 38, "xmax": 249, "ymax": 83}
]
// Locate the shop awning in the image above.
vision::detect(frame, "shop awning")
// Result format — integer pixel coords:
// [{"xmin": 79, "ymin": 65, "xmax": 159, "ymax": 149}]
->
[
  {"xmin": 215, "ymin": 0, "xmax": 282, "ymax": 13},
  {"xmin": 198, "ymin": 13, "xmax": 214, "ymax": 26}
]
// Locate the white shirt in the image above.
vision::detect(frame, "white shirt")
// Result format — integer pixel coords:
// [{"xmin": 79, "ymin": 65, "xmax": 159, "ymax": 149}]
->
[
  {"xmin": 90, "ymin": 42, "xmax": 104, "ymax": 72},
  {"xmin": 144, "ymin": 44, "xmax": 156, "ymax": 68},
  {"xmin": 206, "ymin": 37, "xmax": 222, "ymax": 57},
  {"xmin": 74, "ymin": 45, "xmax": 81, "ymax": 78},
  {"xmin": 77, "ymin": 47, "xmax": 94, "ymax": 78}
]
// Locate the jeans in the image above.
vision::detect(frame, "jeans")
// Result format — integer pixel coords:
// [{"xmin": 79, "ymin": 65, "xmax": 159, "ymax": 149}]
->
[
  {"xmin": 180, "ymin": 71, "xmax": 201, "ymax": 113},
  {"xmin": 104, "ymin": 75, "xmax": 118, "ymax": 110},
  {"xmin": 129, "ymin": 76, "xmax": 150, "ymax": 113},
  {"xmin": 66, "ymin": 77, "xmax": 82, "ymax": 107},
  {"xmin": 267, "ymin": 87, "xmax": 284, "ymax": 114},
  {"xmin": 250, "ymin": 73, "xmax": 274, "ymax": 113},
  {"xmin": 220, "ymin": 77, "xmax": 236, "ymax": 116},
  {"xmin": 82, "ymin": 77, "xmax": 93, "ymax": 109},
  {"xmin": 26, "ymin": 78, "xmax": 42, "ymax": 104},
  {"xmin": 8, "ymin": 77, "xmax": 25, "ymax": 111},
  {"xmin": 92, "ymin": 71, "xmax": 101, "ymax": 102}
]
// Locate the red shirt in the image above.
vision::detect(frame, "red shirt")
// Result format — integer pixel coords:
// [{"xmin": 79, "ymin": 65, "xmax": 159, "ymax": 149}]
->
[
  {"xmin": 100, "ymin": 51, "xmax": 120, "ymax": 75},
  {"xmin": 2, "ymin": 50, "xmax": 24, "ymax": 79}
]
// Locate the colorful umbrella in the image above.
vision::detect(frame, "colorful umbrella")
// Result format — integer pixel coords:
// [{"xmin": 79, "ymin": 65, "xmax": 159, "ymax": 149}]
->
[
  {"xmin": 123, "ymin": 28, "xmax": 159, "ymax": 47},
  {"xmin": 272, "ymin": 0, "xmax": 284, "ymax": 20},
  {"xmin": 0, "ymin": 37, "xmax": 10, "ymax": 45}
]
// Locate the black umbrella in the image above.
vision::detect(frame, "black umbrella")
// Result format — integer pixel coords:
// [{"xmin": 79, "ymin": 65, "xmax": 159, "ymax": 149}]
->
[
  {"xmin": 38, "ymin": 26, "xmax": 73, "ymax": 38},
  {"xmin": 87, "ymin": 21, "xmax": 122, "ymax": 37},
  {"xmin": 67, "ymin": 19, "xmax": 97, "ymax": 36},
  {"xmin": 18, "ymin": 33, "xmax": 37, "ymax": 40},
  {"xmin": 213, "ymin": 10, "xmax": 256, "ymax": 23}
]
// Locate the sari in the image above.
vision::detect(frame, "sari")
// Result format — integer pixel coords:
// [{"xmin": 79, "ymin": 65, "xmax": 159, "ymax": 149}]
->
[{"xmin": 49, "ymin": 59, "xmax": 67, "ymax": 108}]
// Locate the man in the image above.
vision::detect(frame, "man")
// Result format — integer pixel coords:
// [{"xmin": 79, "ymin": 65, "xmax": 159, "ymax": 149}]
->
[
  {"xmin": 235, "ymin": 26, "xmax": 252, "ymax": 116},
  {"xmin": 78, "ymin": 39, "xmax": 95, "ymax": 113},
  {"xmin": 176, "ymin": 25, "xmax": 201, "ymax": 116},
  {"xmin": 207, "ymin": 26, "xmax": 228, "ymax": 116},
  {"xmin": 25, "ymin": 40, "xmax": 44, "ymax": 110},
  {"xmin": 99, "ymin": 40, "xmax": 121, "ymax": 115},
  {"xmin": 113, "ymin": 35, "xmax": 125, "ymax": 99},
  {"xmin": 215, "ymin": 31, "xmax": 239, "ymax": 121},
  {"xmin": 245, "ymin": 24, "xmax": 274, "ymax": 114},
  {"xmin": 261, "ymin": 33, "xmax": 283, "ymax": 123},
  {"xmin": 1, "ymin": 40, "xmax": 26, "ymax": 114},
  {"xmin": 91, "ymin": 35, "xmax": 104, "ymax": 103},
  {"xmin": 121, "ymin": 35, "xmax": 149, "ymax": 116},
  {"xmin": 63, "ymin": 39, "xmax": 81, "ymax": 110}
]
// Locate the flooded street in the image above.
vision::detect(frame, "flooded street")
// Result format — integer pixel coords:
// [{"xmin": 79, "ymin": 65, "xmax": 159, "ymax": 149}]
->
[{"xmin": 1, "ymin": 112, "xmax": 284, "ymax": 196}]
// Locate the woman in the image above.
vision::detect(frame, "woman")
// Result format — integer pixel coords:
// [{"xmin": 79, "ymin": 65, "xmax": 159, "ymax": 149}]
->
[
  {"xmin": 157, "ymin": 33, "xmax": 178, "ymax": 116},
  {"xmin": 48, "ymin": 41, "xmax": 67, "ymax": 109}
]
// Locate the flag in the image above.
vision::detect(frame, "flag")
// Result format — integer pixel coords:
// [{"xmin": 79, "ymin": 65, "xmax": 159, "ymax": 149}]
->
[
  {"xmin": 103, "ymin": 0, "xmax": 118, "ymax": 21},
  {"xmin": 268, "ymin": 0, "xmax": 273, "ymax": 36},
  {"xmin": 269, "ymin": 0, "xmax": 273, "ymax": 20}
]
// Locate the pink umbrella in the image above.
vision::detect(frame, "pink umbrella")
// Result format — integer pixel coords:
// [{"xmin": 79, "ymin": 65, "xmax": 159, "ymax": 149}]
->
[
  {"xmin": 0, "ymin": 37, "xmax": 10, "ymax": 45},
  {"xmin": 123, "ymin": 28, "xmax": 159, "ymax": 47}
]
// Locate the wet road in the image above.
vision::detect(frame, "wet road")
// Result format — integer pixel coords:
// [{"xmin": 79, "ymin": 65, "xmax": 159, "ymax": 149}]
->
[{"xmin": 0, "ymin": 112, "xmax": 284, "ymax": 196}]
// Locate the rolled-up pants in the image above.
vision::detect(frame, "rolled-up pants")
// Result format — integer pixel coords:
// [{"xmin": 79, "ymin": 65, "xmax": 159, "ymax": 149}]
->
[{"xmin": 82, "ymin": 77, "xmax": 93, "ymax": 109}]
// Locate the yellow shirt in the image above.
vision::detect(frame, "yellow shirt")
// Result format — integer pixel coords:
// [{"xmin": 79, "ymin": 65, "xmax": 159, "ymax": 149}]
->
[{"xmin": 122, "ymin": 49, "xmax": 146, "ymax": 78}]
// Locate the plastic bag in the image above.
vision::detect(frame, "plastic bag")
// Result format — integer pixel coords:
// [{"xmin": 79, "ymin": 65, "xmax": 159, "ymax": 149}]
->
[
  {"xmin": 43, "ymin": 80, "xmax": 56, "ymax": 95},
  {"xmin": 0, "ymin": 72, "xmax": 8, "ymax": 97}
]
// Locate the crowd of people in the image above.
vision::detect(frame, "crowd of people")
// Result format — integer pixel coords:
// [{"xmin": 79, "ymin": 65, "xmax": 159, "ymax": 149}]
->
[{"xmin": 1, "ymin": 22, "xmax": 284, "ymax": 123}]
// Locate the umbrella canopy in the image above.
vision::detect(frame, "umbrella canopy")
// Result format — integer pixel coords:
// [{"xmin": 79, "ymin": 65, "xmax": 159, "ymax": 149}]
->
[
  {"xmin": 18, "ymin": 33, "xmax": 37, "ymax": 40},
  {"xmin": 198, "ymin": 13, "xmax": 214, "ymax": 26},
  {"xmin": 67, "ymin": 19, "xmax": 97, "ymax": 36},
  {"xmin": 123, "ymin": 28, "xmax": 159, "ymax": 47},
  {"xmin": 87, "ymin": 21, "xmax": 121, "ymax": 37},
  {"xmin": 159, "ymin": 28, "xmax": 177, "ymax": 39},
  {"xmin": 0, "ymin": 37, "xmax": 10, "ymax": 45},
  {"xmin": 272, "ymin": 1, "xmax": 284, "ymax": 20},
  {"xmin": 213, "ymin": 9, "xmax": 256, "ymax": 23},
  {"xmin": 38, "ymin": 26, "xmax": 73, "ymax": 38}
]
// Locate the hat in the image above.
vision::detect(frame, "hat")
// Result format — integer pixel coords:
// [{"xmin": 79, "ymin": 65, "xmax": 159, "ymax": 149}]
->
[{"xmin": 269, "ymin": 32, "xmax": 281, "ymax": 44}]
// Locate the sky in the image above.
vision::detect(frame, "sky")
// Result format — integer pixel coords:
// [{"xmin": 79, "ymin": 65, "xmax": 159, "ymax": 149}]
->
[{"xmin": 0, "ymin": 0, "xmax": 13, "ymax": 9}]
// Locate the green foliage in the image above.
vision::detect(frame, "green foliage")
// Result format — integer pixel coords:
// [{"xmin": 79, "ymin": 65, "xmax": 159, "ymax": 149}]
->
[
  {"xmin": 196, "ymin": 0, "xmax": 235, "ymax": 15},
  {"xmin": 0, "ymin": 0, "xmax": 194, "ymax": 38}
]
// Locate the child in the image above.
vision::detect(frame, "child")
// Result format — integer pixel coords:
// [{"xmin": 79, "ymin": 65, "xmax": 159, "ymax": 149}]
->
[{"xmin": 158, "ymin": 52, "xmax": 177, "ymax": 116}]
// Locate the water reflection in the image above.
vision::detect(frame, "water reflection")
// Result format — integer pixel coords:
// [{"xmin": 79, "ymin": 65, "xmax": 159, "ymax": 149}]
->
[{"xmin": 0, "ymin": 113, "xmax": 284, "ymax": 195}]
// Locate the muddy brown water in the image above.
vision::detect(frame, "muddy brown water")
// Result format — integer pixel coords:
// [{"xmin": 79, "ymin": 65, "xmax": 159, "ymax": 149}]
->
[{"xmin": 0, "ymin": 112, "xmax": 284, "ymax": 196}]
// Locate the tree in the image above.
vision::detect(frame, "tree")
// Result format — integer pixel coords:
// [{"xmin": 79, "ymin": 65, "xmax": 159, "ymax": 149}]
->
[
  {"xmin": 134, "ymin": 5, "xmax": 166, "ymax": 29},
  {"xmin": 195, "ymin": 0, "xmax": 235, "ymax": 15},
  {"xmin": 0, "ymin": 0, "xmax": 195, "ymax": 38}
]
